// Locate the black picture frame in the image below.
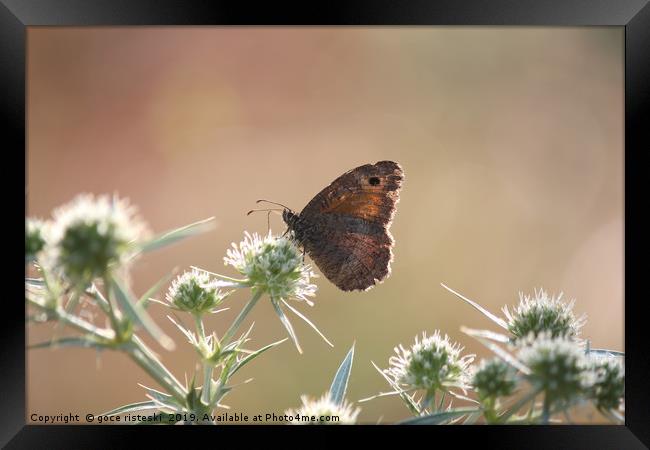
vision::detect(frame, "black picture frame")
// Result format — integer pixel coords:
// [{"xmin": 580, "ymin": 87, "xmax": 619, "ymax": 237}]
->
[{"xmin": 5, "ymin": 0, "xmax": 649, "ymax": 448}]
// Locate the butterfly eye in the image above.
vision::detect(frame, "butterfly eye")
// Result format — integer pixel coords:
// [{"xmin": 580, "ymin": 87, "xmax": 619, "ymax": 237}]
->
[{"xmin": 368, "ymin": 177, "xmax": 381, "ymax": 186}]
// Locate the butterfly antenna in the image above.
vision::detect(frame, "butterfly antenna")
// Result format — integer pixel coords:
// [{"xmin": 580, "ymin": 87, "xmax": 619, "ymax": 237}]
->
[
  {"xmin": 246, "ymin": 208, "xmax": 283, "ymax": 216},
  {"xmin": 256, "ymin": 199, "xmax": 293, "ymax": 211}
]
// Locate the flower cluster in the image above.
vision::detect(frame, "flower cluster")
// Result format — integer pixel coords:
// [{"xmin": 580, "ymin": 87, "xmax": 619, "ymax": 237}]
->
[
  {"xmin": 386, "ymin": 331, "xmax": 475, "ymax": 393},
  {"xmin": 471, "ymin": 358, "xmax": 517, "ymax": 401},
  {"xmin": 517, "ymin": 333, "xmax": 590, "ymax": 407},
  {"xmin": 31, "ymin": 193, "xmax": 150, "ymax": 287},
  {"xmin": 224, "ymin": 231, "xmax": 316, "ymax": 303},
  {"xmin": 26, "ymin": 218, "xmax": 48, "ymax": 260},
  {"xmin": 503, "ymin": 289, "xmax": 586, "ymax": 341},
  {"xmin": 165, "ymin": 269, "xmax": 229, "ymax": 314},
  {"xmin": 367, "ymin": 285, "xmax": 624, "ymax": 424},
  {"xmin": 286, "ymin": 394, "xmax": 360, "ymax": 425},
  {"xmin": 587, "ymin": 357, "xmax": 625, "ymax": 411}
]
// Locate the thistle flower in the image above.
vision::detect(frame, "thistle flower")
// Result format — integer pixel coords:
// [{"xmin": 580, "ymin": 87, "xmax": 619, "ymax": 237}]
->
[
  {"xmin": 26, "ymin": 218, "xmax": 48, "ymax": 260},
  {"xmin": 503, "ymin": 289, "xmax": 586, "ymax": 341},
  {"xmin": 386, "ymin": 331, "xmax": 475, "ymax": 393},
  {"xmin": 517, "ymin": 333, "xmax": 590, "ymax": 407},
  {"xmin": 587, "ymin": 357, "xmax": 624, "ymax": 411},
  {"xmin": 165, "ymin": 269, "xmax": 229, "ymax": 314},
  {"xmin": 222, "ymin": 231, "xmax": 329, "ymax": 353},
  {"xmin": 286, "ymin": 394, "xmax": 360, "ymax": 425},
  {"xmin": 471, "ymin": 358, "xmax": 518, "ymax": 401},
  {"xmin": 45, "ymin": 194, "xmax": 150, "ymax": 286},
  {"xmin": 224, "ymin": 231, "xmax": 316, "ymax": 303}
]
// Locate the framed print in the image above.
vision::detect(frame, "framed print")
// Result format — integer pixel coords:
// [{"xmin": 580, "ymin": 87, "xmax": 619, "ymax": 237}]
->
[{"xmin": 5, "ymin": 0, "xmax": 650, "ymax": 448}]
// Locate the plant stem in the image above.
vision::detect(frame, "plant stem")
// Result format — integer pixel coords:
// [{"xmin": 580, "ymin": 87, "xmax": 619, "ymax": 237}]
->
[
  {"xmin": 27, "ymin": 297, "xmax": 114, "ymax": 340},
  {"xmin": 126, "ymin": 336, "xmax": 188, "ymax": 404},
  {"xmin": 194, "ymin": 314, "xmax": 206, "ymax": 341},
  {"xmin": 29, "ymin": 294, "xmax": 187, "ymax": 405},
  {"xmin": 438, "ymin": 391, "xmax": 446, "ymax": 412},
  {"xmin": 202, "ymin": 364, "xmax": 213, "ymax": 406},
  {"xmin": 103, "ymin": 276, "xmax": 122, "ymax": 335},
  {"xmin": 423, "ymin": 389, "xmax": 436, "ymax": 414},
  {"xmin": 220, "ymin": 288, "xmax": 263, "ymax": 347},
  {"xmin": 482, "ymin": 397, "xmax": 498, "ymax": 424},
  {"xmin": 526, "ymin": 394, "xmax": 537, "ymax": 423},
  {"xmin": 541, "ymin": 396, "xmax": 551, "ymax": 424},
  {"xmin": 193, "ymin": 314, "xmax": 213, "ymax": 405}
]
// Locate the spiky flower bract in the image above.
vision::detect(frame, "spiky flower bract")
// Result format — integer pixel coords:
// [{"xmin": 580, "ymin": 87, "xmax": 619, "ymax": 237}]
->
[
  {"xmin": 503, "ymin": 289, "xmax": 586, "ymax": 341},
  {"xmin": 45, "ymin": 193, "xmax": 150, "ymax": 286},
  {"xmin": 517, "ymin": 333, "xmax": 590, "ymax": 407},
  {"xmin": 286, "ymin": 394, "xmax": 360, "ymax": 425},
  {"xmin": 224, "ymin": 231, "xmax": 316, "ymax": 303},
  {"xmin": 387, "ymin": 331, "xmax": 475, "ymax": 393},
  {"xmin": 165, "ymin": 269, "xmax": 229, "ymax": 314},
  {"xmin": 471, "ymin": 358, "xmax": 518, "ymax": 401}
]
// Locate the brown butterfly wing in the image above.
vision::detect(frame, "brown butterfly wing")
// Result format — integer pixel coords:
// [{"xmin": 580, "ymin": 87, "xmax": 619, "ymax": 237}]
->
[{"xmin": 298, "ymin": 161, "xmax": 404, "ymax": 291}]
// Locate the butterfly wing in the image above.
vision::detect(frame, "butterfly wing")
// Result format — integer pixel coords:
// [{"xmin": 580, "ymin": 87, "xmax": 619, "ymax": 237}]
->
[
  {"xmin": 298, "ymin": 161, "xmax": 404, "ymax": 291},
  {"xmin": 300, "ymin": 160, "xmax": 403, "ymax": 226}
]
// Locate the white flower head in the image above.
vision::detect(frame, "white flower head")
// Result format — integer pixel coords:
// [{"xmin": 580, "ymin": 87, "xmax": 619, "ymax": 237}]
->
[
  {"xmin": 286, "ymin": 394, "xmax": 360, "ymax": 425},
  {"xmin": 386, "ymin": 330, "xmax": 475, "ymax": 392},
  {"xmin": 45, "ymin": 193, "xmax": 150, "ymax": 286},
  {"xmin": 224, "ymin": 231, "xmax": 317, "ymax": 303},
  {"xmin": 26, "ymin": 218, "xmax": 49, "ymax": 260},
  {"xmin": 471, "ymin": 358, "xmax": 518, "ymax": 401},
  {"xmin": 517, "ymin": 333, "xmax": 590, "ymax": 405},
  {"xmin": 586, "ymin": 355, "xmax": 624, "ymax": 411},
  {"xmin": 165, "ymin": 269, "xmax": 229, "ymax": 314},
  {"xmin": 503, "ymin": 289, "xmax": 586, "ymax": 341}
]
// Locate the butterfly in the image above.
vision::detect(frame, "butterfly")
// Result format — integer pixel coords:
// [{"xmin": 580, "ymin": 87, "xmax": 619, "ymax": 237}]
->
[{"xmin": 252, "ymin": 161, "xmax": 404, "ymax": 291}]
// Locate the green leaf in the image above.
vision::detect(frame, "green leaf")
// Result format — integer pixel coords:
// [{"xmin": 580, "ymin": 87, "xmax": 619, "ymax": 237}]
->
[
  {"xmin": 398, "ymin": 407, "xmax": 480, "ymax": 425},
  {"xmin": 228, "ymin": 338, "xmax": 288, "ymax": 378},
  {"xmin": 499, "ymin": 389, "xmax": 541, "ymax": 423},
  {"xmin": 281, "ymin": 299, "xmax": 333, "ymax": 347},
  {"xmin": 271, "ymin": 299, "xmax": 302, "ymax": 354},
  {"xmin": 441, "ymin": 283, "xmax": 509, "ymax": 330},
  {"xmin": 101, "ymin": 401, "xmax": 159, "ymax": 416},
  {"xmin": 461, "ymin": 326, "xmax": 530, "ymax": 375},
  {"xmin": 463, "ymin": 410, "xmax": 482, "ymax": 424},
  {"xmin": 460, "ymin": 327, "xmax": 510, "ymax": 344},
  {"xmin": 138, "ymin": 383, "xmax": 183, "ymax": 411},
  {"xmin": 110, "ymin": 277, "xmax": 175, "ymax": 351},
  {"xmin": 138, "ymin": 217, "xmax": 216, "ymax": 254},
  {"xmin": 329, "ymin": 343, "xmax": 355, "ymax": 406},
  {"xmin": 29, "ymin": 336, "xmax": 108, "ymax": 350}
]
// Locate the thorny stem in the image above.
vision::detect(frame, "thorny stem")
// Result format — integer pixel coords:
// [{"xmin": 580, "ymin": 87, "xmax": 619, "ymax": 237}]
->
[
  {"xmin": 28, "ymin": 286, "xmax": 188, "ymax": 405},
  {"xmin": 103, "ymin": 276, "xmax": 122, "ymax": 336}
]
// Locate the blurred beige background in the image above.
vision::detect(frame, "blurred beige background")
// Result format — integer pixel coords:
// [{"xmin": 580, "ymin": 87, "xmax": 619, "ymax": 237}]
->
[{"xmin": 26, "ymin": 27, "xmax": 623, "ymax": 424}]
